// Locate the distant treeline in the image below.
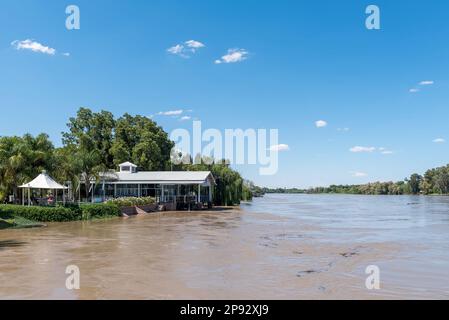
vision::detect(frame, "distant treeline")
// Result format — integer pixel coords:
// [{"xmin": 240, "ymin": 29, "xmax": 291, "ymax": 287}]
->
[{"xmin": 259, "ymin": 164, "xmax": 449, "ymax": 196}]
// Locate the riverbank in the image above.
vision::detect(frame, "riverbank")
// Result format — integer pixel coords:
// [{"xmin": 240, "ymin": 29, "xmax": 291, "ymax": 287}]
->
[
  {"xmin": 0, "ymin": 216, "xmax": 45, "ymax": 230},
  {"xmin": 0, "ymin": 197, "xmax": 229, "ymax": 230},
  {"xmin": 0, "ymin": 203, "xmax": 121, "ymax": 230}
]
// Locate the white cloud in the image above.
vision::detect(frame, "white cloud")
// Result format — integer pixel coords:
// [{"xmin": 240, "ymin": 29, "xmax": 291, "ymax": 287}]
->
[
  {"xmin": 337, "ymin": 127, "xmax": 350, "ymax": 132},
  {"xmin": 315, "ymin": 120, "xmax": 328, "ymax": 128},
  {"xmin": 157, "ymin": 109, "xmax": 184, "ymax": 116},
  {"xmin": 167, "ymin": 40, "xmax": 205, "ymax": 58},
  {"xmin": 268, "ymin": 144, "xmax": 290, "ymax": 152},
  {"xmin": 215, "ymin": 48, "xmax": 248, "ymax": 64},
  {"xmin": 350, "ymin": 146, "xmax": 376, "ymax": 153},
  {"xmin": 351, "ymin": 171, "xmax": 368, "ymax": 177},
  {"xmin": 179, "ymin": 116, "xmax": 191, "ymax": 121},
  {"xmin": 11, "ymin": 39, "xmax": 56, "ymax": 55},
  {"xmin": 167, "ymin": 44, "xmax": 185, "ymax": 55},
  {"xmin": 409, "ymin": 80, "xmax": 434, "ymax": 93},
  {"xmin": 185, "ymin": 40, "xmax": 205, "ymax": 50},
  {"xmin": 62, "ymin": 52, "xmax": 70, "ymax": 57},
  {"xmin": 377, "ymin": 147, "xmax": 393, "ymax": 154},
  {"xmin": 433, "ymin": 138, "xmax": 445, "ymax": 143}
]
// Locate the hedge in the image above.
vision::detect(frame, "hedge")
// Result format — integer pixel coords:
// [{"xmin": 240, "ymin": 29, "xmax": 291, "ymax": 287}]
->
[
  {"xmin": 0, "ymin": 204, "xmax": 81, "ymax": 222},
  {"xmin": 0, "ymin": 203, "xmax": 121, "ymax": 223},
  {"xmin": 106, "ymin": 196, "xmax": 155, "ymax": 207},
  {"xmin": 79, "ymin": 203, "xmax": 120, "ymax": 220}
]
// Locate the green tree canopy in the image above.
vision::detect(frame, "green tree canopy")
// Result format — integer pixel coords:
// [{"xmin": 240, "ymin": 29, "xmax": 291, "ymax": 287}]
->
[{"xmin": 111, "ymin": 113, "xmax": 174, "ymax": 171}]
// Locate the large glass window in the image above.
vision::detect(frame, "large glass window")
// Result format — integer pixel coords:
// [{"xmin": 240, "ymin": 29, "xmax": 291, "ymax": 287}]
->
[
  {"xmin": 116, "ymin": 184, "xmax": 139, "ymax": 197},
  {"xmin": 141, "ymin": 184, "xmax": 160, "ymax": 197}
]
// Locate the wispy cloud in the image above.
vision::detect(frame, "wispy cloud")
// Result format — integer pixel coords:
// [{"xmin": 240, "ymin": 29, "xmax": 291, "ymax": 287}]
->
[
  {"xmin": 167, "ymin": 44, "xmax": 184, "ymax": 55},
  {"xmin": 215, "ymin": 48, "xmax": 249, "ymax": 64},
  {"xmin": 349, "ymin": 146, "xmax": 376, "ymax": 153},
  {"xmin": 167, "ymin": 40, "xmax": 205, "ymax": 58},
  {"xmin": 379, "ymin": 147, "xmax": 394, "ymax": 155},
  {"xmin": 433, "ymin": 138, "xmax": 445, "ymax": 143},
  {"xmin": 409, "ymin": 80, "xmax": 435, "ymax": 93},
  {"xmin": 315, "ymin": 120, "xmax": 328, "ymax": 128},
  {"xmin": 337, "ymin": 127, "xmax": 350, "ymax": 132},
  {"xmin": 157, "ymin": 109, "xmax": 184, "ymax": 116},
  {"xmin": 11, "ymin": 39, "xmax": 56, "ymax": 55},
  {"xmin": 179, "ymin": 116, "xmax": 191, "ymax": 121},
  {"xmin": 351, "ymin": 171, "xmax": 368, "ymax": 177},
  {"xmin": 350, "ymin": 146, "xmax": 395, "ymax": 154},
  {"xmin": 268, "ymin": 144, "xmax": 290, "ymax": 152},
  {"xmin": 185, "ymin": 40, "xmax": 205, "ymax": 50}
]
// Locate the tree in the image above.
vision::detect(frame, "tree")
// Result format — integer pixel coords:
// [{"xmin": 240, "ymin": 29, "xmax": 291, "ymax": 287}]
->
[
  {"xmin": 0, "ymin": 134, "xmax": 54, "ymax": 202},
  {"xmin": 111, "ymin": 114, "xmax": 174, "ymax": 170},
  {"xmin": 74, "ymin": 149, "xmax": 106, "ymax": 202},
  {"xmin": 408, "ymin": 174, "xmax": 422, "ymax": 195},
  {"xmin": 434, "ymin": 166, "xmax": 449, "ymax": 194},
  {"xmin": 62, "ymin": 107, "xmax": 115, "ymax": 168}
]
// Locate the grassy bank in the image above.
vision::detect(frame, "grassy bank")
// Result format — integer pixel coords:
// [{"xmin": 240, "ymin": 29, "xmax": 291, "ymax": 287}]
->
[{"xmin": 0, "ymin": 215, "xmax": 45, "ymax": 230}]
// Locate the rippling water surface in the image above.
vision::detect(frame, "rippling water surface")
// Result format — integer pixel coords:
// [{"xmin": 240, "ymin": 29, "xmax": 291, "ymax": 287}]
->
[{"xmin": 1, "ymin": 194, "xmax": 449, "ymax": 299}]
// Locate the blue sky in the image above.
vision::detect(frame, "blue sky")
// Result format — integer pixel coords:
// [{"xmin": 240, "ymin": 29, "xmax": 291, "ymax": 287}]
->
[{"xmin": 0, "ymin": 0, "xmax": 448, "ymax": 188}]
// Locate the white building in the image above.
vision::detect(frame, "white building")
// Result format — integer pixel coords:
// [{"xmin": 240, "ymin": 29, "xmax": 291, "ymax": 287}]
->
[{"xmin": 93, "ymin": 162, "xmax": 215, "ymax": 208}]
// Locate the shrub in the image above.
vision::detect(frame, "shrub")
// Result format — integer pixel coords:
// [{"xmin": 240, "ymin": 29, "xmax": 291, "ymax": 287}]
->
[
  {"xmin": 106, "ymin": 197, "xmax": 156, "ymax": 208},
  {"xmin": 0, "ymin": 204, "xmax": 81, "ymax": 222},
  {"xmin": 80, "ymin": 203, "xmax": 120, "ymax": 220},
  {"xmin": 0, "ymin": 203, "xmax": 121, "ymax": 223}
]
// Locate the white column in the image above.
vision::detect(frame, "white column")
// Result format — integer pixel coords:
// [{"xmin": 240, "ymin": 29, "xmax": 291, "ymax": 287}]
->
[
  {"xmin": 138, "ymin": 184, "xmax": 141, "ymax": 197},
  {"xmin": 28, "ymin": 188, "xmax": 31, "ymax": 206},
  {"xmin": 198, "ymin": 184, "xmax": 201, "ymax": 203},
  {"xmin": 161, "ymin": 185, "xmax": 164, "ymax": 202}
]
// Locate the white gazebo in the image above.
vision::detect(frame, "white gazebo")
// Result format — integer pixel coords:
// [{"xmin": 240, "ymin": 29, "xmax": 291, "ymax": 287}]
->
[{"xmin": 19, "ymin": 171, "xmax": 68, "ymax": 206}]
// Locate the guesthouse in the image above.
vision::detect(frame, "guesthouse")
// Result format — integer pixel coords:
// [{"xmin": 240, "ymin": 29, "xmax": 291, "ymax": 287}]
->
[{"xmin": 91, "ymin": 162, "xmax": 215, "ymax": 209}]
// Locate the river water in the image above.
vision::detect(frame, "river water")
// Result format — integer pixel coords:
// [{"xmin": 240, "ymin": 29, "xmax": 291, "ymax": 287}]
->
[{"xmin": 1, "ymin": 194, "xmax": 449, "ymax": 299}]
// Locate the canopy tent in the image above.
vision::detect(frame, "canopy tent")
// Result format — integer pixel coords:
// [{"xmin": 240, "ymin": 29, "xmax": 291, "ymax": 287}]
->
[{"xmin": 19, "ymin": 171, "xmax": 68, "ymax": 206}]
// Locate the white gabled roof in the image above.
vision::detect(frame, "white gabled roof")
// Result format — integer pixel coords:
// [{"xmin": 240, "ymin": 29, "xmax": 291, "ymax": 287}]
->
[
  {"xmin": 105, "ymin": 171, "xmax": 215, "ymax": 185},
  {"xmin": 19, "ymin": 172, "xmax": 68, "ymax": 190},
  {"xmin": 119, "ymin": 161, "xmax": 138, "ymax": 167}
]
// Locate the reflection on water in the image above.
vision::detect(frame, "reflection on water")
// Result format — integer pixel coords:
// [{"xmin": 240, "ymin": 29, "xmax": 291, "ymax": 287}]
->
[{"xmin": 1, "ymin": 194, "xmax": 449, "ymax": 299}]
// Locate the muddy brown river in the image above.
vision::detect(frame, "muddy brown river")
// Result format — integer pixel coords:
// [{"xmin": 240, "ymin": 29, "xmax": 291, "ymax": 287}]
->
[{"xmin": 1, "ymin": 194, "xmax": 449, "ymax": 299}]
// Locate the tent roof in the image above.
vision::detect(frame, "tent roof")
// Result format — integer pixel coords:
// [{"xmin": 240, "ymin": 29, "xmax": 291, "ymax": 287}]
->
[{"xmin": 19, "ymin": 172, "xmax": 67, "ymax": 189}]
